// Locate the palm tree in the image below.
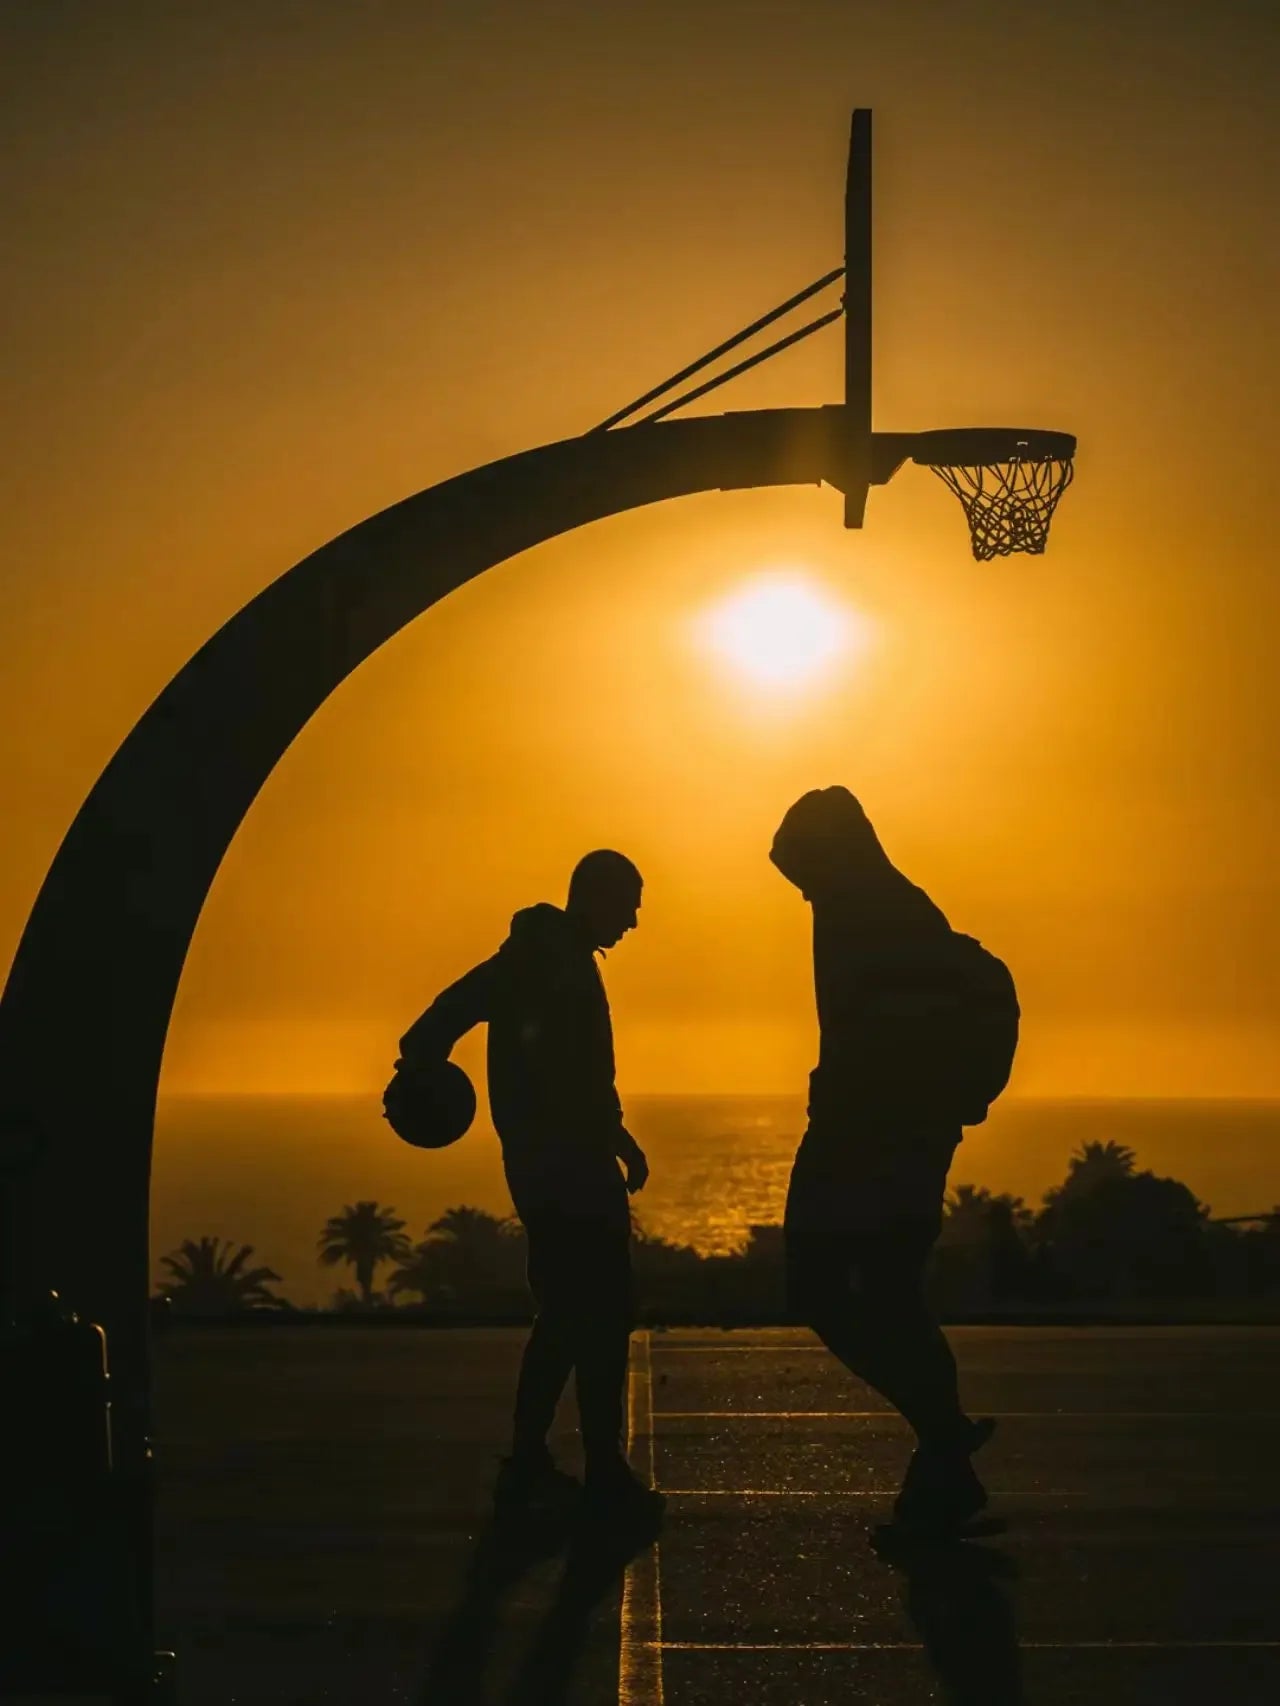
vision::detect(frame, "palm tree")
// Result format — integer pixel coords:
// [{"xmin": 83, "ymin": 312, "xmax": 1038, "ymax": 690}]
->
[
  {"xmin": 388, "ymin": 1206, "xmax": 525, "ymax": 1306},
  {"xmin": 427, "ymin": 1205, "xmax": 517, "ymax": 1254},
  {"xmin": 935, "ymin": 1185, "xmax": 996, "ymax": 1310},
  {"xmin": 1078, "ymin": 1139, "xmax": 1137, "ymax": 1174},
  {"xmin": 1051, "ymin": 1141, "xmax": 1137, "ymax": 1201},
  {"xmin": 941, "ymin": 1184, "xmax": 996, "ymax": 1245},
  {"xmin": 1037, "ymin": 1145, "xmax": 1209, "ymax": 1300},
  {"xmin": 934, "ymin": 1186, "xmax": 1036, "ymax": 1311},
  {"xmin": 157, "ymin": 1237, "xmax": 289, "ymax": 1316},
  {"xmin": 317, "ymin": 1201, "xmax": 411, "ymax": 1307},
  {"xmin": 386, "ymin": 1242, "xmax": 444, "ymax": 1304}
]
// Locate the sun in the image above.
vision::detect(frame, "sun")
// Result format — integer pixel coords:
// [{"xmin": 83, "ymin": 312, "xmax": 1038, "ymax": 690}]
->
[{"xmin": 698, "ymin": 572, "xmax": 863, "ymax": 690}]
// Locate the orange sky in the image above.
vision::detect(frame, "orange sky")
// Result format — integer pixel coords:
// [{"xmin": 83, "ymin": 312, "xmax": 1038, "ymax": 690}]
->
[{"xmin": 2, "ymin": 1, "xmax": 1278, "ymax": 1102}]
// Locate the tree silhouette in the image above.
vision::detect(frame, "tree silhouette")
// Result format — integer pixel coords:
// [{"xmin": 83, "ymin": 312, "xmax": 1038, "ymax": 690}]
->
[
  {"xmin": 1047, "ymin": 1141, "xmax": 1138, "ymax": 1204},
  {"xmin": 1243, "ymin": 1210, "xmax": 1280, "ymax": 1296},
  {"xmin": 157, "ymin": 1237, "xmax": 289, "ymax": 1317},
  {"xmin": 1037, "ymin": 1145, "xmax": 1209, "ymax": 1300},
  {"xmin": 298, "ymin": 1147, "xmax": 1276, "ymax": 1320},
  {"xmin": 934, "ymin": 1187, "xmax": 1034, "ymax": 1310},
  {"xmin": 317, "ymin": 1201, "xmax": 411, "ymax": 1307},
  {"xmin": 388, "ymin": 1206, "xmax": 525, "ymax": 1306},
  {"xmin": 943, "ymin": 1184, "xmax": 997, "ymax": 1239},
  {"xmin": 1206, "ymin": 1208, "xmax": 1280, "ymax": 1299},
  {"xmin": 631, "ymin": 1220, "xmax": 720, "ymax": 1321}
]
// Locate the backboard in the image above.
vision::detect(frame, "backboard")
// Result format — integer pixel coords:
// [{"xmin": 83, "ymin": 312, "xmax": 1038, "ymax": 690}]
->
[
  {"xmin": 590, "ymin": 103, "xmax": 1074, "ymax": 554},
  {"xmin": 843, "ymin": 108, "xmax": 872, "ymax": 527}
]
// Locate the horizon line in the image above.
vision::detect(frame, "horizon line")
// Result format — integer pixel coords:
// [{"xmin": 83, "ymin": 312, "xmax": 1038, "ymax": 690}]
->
[{"xmin": 156, "ymin": 1087, "xmax": 1280, "ymax": 1105}]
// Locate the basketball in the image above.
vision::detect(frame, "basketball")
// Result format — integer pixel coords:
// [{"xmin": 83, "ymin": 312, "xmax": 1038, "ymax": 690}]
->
[{"xmin": 382, "ymin": 1058, "xmax": 477, "ymax": 1150}]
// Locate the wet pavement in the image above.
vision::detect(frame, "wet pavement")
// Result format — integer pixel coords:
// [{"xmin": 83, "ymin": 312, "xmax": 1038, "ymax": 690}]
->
[
  {"xmin": 150, "ymin": 1324, "xmax": 1280, "ymax": 1704},
  {"xmin": 630, "ymin": 1326, "xmax": 1280, "ymax": 1705}
]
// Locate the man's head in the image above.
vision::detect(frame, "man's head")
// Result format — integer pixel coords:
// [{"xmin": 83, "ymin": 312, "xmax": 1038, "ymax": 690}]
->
[
  {"xmin": 567, "ymin": 849, "xmax": 643, "ymax": 949},
  {"xmin": 769, "ymin": 786, "xmax": 882, "ymax": 901}
]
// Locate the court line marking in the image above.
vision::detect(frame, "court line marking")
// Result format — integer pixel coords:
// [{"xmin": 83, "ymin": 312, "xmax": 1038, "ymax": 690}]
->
[
  {"xmin": 618, "ymin": 1330, "xmax": 664, "ymax": 1706},
  {"xmin": 650, "ymin": 1410, "xmax": 1280, "ymax": 1421},
  {"xmin": 646, "ymin": 1344, "xmax": 827, "ymax": 1352},
  {"xmin": 654, "ymin": 1487, "xmax": 1085, "ymax": 1499},
  {"xmin": 637, "ymin": 1344, "xmax": 1279, "ymax": 1676},
  {"xmin": 647, "ymin": 1344, "xmax": 1280, "ymax": 1359},
  {"xmin": 648, "ymin": 1640, "xmax": 1280, "ymax": 1652}
]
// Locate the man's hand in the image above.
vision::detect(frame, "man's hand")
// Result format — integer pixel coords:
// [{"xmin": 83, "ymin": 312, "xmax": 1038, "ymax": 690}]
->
[{"xmin": 617, "ymin": 1133, "xmax": 650, "ymax": 1195}]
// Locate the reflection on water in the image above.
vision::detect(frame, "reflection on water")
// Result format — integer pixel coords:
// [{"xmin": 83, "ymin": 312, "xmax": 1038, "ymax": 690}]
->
[
  {"xmin": 152, "ymin": 1092, "xmax": 806, "ymax": 1303},
  {"xmin": 626, "ymin": 1095, "xmax": 800, "ymax": 1254},
  {"xmin": 153, "ymin": 1092, "xmax": 1280, "ymax": 1304}
]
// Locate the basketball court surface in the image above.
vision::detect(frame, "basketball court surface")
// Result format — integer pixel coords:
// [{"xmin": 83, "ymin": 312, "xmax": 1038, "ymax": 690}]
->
[
  {"xmin": 150, "ymin": 1323, "xmax": 1280, "ymax": 1704},
  {"xmin": 620, "ymin": 1327, "xmax": 1280, "ymax": 1705}
]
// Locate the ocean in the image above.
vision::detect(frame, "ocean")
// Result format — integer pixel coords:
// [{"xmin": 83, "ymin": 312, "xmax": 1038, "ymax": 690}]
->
[{"xmin": 151, "ymin": 1094, "xmax": 1280, "ymax": 1307}]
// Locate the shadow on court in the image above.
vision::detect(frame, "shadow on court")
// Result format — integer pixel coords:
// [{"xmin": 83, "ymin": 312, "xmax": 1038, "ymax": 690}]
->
[
  {"xmin": 875, "ymin": 1532, "xmax": 1025, "ymax": 1706},
  {"xmin": 419, "ymin": 1511, "xmax": 660, "ymax": 1706},
  {"xmin": 151, "ymin": 1325, "xmax": 1280, "ymax": 1705}
]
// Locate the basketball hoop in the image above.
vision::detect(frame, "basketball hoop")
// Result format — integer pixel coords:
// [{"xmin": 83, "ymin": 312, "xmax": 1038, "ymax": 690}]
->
[
  {"xmin": 911, "ymin": 428, "xmax": 1076, "ymax": 561},
  {"xmin": 594, "ymin": 114, "xmax": 1079, "ymax": 554}
]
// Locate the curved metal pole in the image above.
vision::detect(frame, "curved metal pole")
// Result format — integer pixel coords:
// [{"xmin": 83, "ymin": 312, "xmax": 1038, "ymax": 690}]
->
[{"xmin": 0, "ymin": 406, "xmax": 845, "ymax": 1485}]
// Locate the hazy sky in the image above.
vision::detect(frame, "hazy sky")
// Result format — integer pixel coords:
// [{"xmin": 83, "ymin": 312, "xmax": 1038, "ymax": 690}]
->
[{"xmin": 3, "ymin": 0, "xmax": 1278, "ymax": 1101}]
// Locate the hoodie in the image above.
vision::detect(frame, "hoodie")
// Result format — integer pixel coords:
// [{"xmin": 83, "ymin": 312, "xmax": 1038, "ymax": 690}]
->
[
  {"xmin": 770, "ymin": 787, "xmax": 958, "ymax": 1133},
  {"xmin": 399, "ymin": 904, "xmax": 626, "ymax": 1214}
]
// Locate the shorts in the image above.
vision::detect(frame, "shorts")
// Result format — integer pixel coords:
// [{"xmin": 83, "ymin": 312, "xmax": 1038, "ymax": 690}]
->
[
  {"xmin": 521, "ymin": 1197, "xmax": 634, "ymax": 1333},
  {"xmin": 784, "ymin": 1123, "xmax": 959, "ymax": 1241}
]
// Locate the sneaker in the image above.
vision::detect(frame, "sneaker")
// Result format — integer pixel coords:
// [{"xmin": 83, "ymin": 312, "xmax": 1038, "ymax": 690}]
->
[
  {"xmin": 965, "ymin": 1415, "xmax": 998, "ymax": 1455},
  {"xmin": 493, "ymin": 1452, "xmax": 581, "ymax": 1518},
  {"xmin": 581, "ymin": 1462, "xmax": 666, "ymax": 1533},
  {"xmin": 892, "ymin": 1416, "xmax": 997, "ymax": 1535}
]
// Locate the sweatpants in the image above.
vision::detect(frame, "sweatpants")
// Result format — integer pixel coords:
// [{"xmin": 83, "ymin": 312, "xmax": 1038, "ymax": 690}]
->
[
  {"xmin": 510, "ymin": 1191, "xmax": 634, "ymax": 1476},
  {"xmin": 784, "ymin": 1129, "xmax": 968, "ymax": 1446}
]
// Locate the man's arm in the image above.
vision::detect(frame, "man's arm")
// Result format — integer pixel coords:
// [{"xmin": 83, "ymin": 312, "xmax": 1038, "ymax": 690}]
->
[
  {"xmin": 582, "ymin": 1015, "xmax": 649, "ymax": 1193},
  {"xmin": 398, "ymin": 957, "xmax": 497, "ymax": 1062},
  {"xmin": 614, "ymin": 1126, "xmax": 649, "ymax": 1194}
]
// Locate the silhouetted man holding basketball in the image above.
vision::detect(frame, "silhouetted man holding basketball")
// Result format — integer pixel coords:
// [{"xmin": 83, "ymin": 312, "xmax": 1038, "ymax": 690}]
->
[
  {"xmin": 771, "ymin": 788, "xmax": 1016, "ymax": 1534},
  {"xmin": 398, "ymin": 850, "xmax": 659, "ymax": 1524}
]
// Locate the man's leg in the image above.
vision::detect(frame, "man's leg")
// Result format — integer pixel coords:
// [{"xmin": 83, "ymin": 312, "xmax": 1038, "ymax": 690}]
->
[
  {"xmin": 850, "ymin": 1227, "xmax": 972, "ymax": 1449},
  {"xmin": 495, "ymin": 1210, "xmax": 579, "ymax": 1509},
  {"xmin": 787, "ymin": 1218, "xmax": 990, "ymax": 1526},
  {"xmin": 511, "ymin": 1190, "xmax": 659, "ymax": 1524},
  {"xmin": 558, "ymin": 1202, "xmax": 663, "ymax": 1527},
  {"xmin": 510, "ymin": 1312, "xmax": 576, "ymax": 1465},
  {"xmin": 508, "ymin": 1203, "xmax": 633, "ymax": 1470},
  {"xmin": 786, "ymin": 1208, "xmax": 971, "ymax": 1447},
  {"xmin": 567, "ymin": 1215, "xmax": 633, "ymax": 1485},
  {"xmin": 853, "ymin": 1232, "xmax": 993, "ymax": 1527}
]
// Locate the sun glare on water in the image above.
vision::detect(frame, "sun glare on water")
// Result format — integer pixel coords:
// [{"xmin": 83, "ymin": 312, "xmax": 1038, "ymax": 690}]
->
[{"xmin": 699, "ymin": 572, "xmax": 864, "ymax": 691}]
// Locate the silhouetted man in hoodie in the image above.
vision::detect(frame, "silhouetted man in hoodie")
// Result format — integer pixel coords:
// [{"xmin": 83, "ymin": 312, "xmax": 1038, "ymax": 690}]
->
[
  {"xmin": 770, "ymin": 788, "xmax": 993, "ymax": 1532},
  {"xmin": 399, "ymin": 850, "xmax": 658, "ymax": 1523}
]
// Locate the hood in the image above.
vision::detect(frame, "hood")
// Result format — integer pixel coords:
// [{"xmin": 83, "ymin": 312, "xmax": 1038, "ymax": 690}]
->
[
  {"xmin": 501, "ymin": 902, "xmax": 594, "ymax": 963},
  {"xmin": 769, "ymin": 786, "xmax": 889, "ymax": 896},
  {"xmin": 507, "ymin": 902, "xmax": 572, "ymax": 941},
  {"xmin": 769, "ymin": 786, "xmax": 950, "ymax": 934}
]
